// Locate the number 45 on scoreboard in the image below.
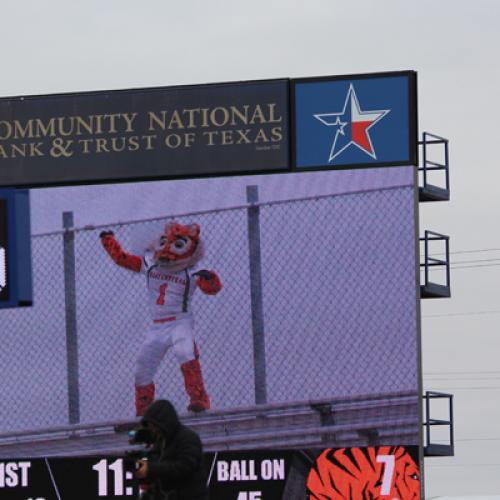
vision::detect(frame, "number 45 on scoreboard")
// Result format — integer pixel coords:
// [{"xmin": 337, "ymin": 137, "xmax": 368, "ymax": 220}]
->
[{"xmin": 0, "ymin": 189, "xmax": 32, "ymax": 309}]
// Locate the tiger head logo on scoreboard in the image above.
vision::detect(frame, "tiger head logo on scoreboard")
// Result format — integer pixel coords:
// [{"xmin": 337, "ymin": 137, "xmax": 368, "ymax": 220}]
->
[{"xmin": 306, "ymin": 446, "xmax": 420, "ymax": 499}]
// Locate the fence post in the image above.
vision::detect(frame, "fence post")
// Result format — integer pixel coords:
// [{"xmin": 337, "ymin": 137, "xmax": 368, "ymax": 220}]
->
[
  {"xmin": 63, "ymin": 211, "xmax": 80, "ymax": 424},
  {"xmin": 246, "ymin": 185, "xmax": 267, "ymax": 405}
]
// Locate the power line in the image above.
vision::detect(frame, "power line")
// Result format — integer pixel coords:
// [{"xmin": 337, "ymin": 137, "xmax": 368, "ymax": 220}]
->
[
  {"xmin": 431, "ymin": 438, "xmax": 500, "ymax": 443},
  {"xmin": 429, "ymin": 463, "xmax": 500, "ymax": 467},
  {"xmin": 451, "ymin": 258, "xmax": 500, "ymax": 264},
  {"xmin": 419, "ymin": 262, "xmax": 500, "ymax": 270},
  {"xmin": 449, "ymin": 247, "xmax": 500, "ymax": 255},
  {"xmin": 423, "ymin": 386, "xmax": 500, "ymax": 390},
  {"xmin": 424, "ymin": 370, "xmax": 500, "ymax": 375},
  {"xmin": 452, "ymin": 263, "xmax": 500, "ymax": 270},
  {"xmin": 424, "ymin": 310, "xmax": 500, "ymax": 318},
  {"xmin": 455, "ymin": 437, "xmax": 500, "ymax": 442},
  {"xmin": 426, "ymin": 247, "xmax": 500, "ymax": 256},
  {"xmin": 431, "ymin": 262, "xmax": 500, "ymax": 269},
  {"xmin": 421, "ymin": 257, "xmax": 500, "ymax": 265},
  {"xmin": 419, "ymin": 246, "xmax": 500, "ymax": 270},
  {"xmin": 425, "ymin": 376, "xmax": 500, "ymax": 381}
]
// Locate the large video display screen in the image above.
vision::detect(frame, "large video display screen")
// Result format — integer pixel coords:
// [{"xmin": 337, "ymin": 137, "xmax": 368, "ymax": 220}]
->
[{"xmin": 0, "ymin": 165, "xmax": 419, "ymax": 447}]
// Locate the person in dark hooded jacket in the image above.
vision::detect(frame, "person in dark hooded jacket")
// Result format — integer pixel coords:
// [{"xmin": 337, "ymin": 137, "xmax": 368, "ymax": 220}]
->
[{"xmin": 135, "ymin": 399, "xmax": 209, "ymax": 500}]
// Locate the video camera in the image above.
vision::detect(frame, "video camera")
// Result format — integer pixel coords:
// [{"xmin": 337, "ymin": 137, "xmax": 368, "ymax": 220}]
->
[{"xmin": 123, "ymin": 425, "xmax": 157, "ymax": 473}]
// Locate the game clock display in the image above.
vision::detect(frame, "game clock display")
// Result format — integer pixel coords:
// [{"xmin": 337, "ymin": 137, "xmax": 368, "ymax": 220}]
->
[{"xmin": 0, "ymin": 457, "xmax": 138, "ymax": 499}]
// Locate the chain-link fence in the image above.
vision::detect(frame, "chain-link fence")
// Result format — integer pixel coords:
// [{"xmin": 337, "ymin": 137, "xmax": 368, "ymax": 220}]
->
[{"xmin": 0, "ymin": 184, "xmax": 418, "ymax": 433}]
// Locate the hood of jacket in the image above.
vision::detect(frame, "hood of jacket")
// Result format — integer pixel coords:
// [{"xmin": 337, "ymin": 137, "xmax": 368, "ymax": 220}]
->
[{"xmin": 141, "ymin": 399, "xmax": 180, "ymax": 441}]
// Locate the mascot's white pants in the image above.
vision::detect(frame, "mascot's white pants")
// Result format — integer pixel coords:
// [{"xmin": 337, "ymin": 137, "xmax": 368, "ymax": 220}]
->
[{"xmin": 135, "ymin": 317, "xmax": 196, "ymax": 386}]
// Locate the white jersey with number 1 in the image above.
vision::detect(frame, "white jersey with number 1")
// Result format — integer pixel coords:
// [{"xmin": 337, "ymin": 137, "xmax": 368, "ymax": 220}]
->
[{"xmin": 142, "ymin": 251, "xmax": 197, "ymax": 321}]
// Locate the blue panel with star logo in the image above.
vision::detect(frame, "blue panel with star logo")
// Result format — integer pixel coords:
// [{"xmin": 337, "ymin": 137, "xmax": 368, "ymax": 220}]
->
[{"xmin": 294, "ymin": 72, "xmax": 417, "ymax": 169}]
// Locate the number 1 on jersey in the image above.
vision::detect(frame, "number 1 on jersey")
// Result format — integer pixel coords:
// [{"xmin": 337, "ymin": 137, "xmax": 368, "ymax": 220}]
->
[{"xmin": 156, "ymin": 283, "xmax": 168, "ymax": 305}]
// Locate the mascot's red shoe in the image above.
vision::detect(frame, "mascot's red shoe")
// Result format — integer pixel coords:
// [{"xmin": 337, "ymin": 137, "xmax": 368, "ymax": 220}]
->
[
  {"xmin": 181, "ymin": 359, "xmax": 211, "ymax": 412},
  {"xmin": 135, "ymin": 383, "xmax": 155, "ymax": 417}
]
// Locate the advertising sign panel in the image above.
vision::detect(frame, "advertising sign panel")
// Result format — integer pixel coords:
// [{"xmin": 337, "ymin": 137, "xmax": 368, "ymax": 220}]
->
[
  {"xmin": 294, "ymin": 71, "xmax": 417, "ymax": 170},
  {"xmin": 0, "ymin": 80, "xmax": 289, "ymax": 187}
]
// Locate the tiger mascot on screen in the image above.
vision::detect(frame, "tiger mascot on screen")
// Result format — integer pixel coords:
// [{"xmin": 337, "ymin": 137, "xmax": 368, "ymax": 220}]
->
[
  {"xmin": 307, "ymin": 446, "xmax": 420, "ymax": 499},
  {"xmin": 99, "ymin": 221, "xmax": 222, "ymax": 415}
]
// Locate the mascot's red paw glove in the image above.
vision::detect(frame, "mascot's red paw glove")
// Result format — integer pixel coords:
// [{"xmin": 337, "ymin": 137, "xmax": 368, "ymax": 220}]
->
[
  {"xmin": 99, "ymin": 230, "xmax": 116, "ymax": 250},
  {"xmin": 99, "ymin": 230, "xmax": 142, "ymax": 272},
  {"xmin": 99, "ymin": 230, "xmax": 115, "ymax": 239},
  {"xmin": 193, "ymin": 270, "xmax": 222, "ymax": 295}
]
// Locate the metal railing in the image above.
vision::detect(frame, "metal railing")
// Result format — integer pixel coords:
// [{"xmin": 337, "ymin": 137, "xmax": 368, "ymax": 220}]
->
[
  {"xmin": 423, "ymin": 391, "xmax": 454, "ymax": 456},
  {"xmin": 420, "ymin": 230, "xmax": 451, "ymax": 297},
  {"xmin": 418, "ymin": 132, "xmax": 450, "ymax": 200},
  {"xmin": 0, "ymin": 391, "xmax": 420, "ymax": 458}
]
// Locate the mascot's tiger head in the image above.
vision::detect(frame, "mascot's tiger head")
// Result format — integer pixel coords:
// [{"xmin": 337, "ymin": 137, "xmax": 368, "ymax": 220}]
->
[
  {"xmin": 307, "ymin": 446, "xmax": 420, "ymax": 500},
  {"xmin": 152, "ymin": 221, "xmax": 204, "ymax": 271}
]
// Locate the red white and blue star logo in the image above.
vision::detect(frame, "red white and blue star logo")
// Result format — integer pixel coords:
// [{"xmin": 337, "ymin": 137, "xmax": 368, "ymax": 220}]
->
[
  {"xmin": 294, "ymin": 73, "xmax": 414, "ymax": 168},
  {"xmin": 314, "ymin": 84, "xmax": 390, "ymax": 163}
]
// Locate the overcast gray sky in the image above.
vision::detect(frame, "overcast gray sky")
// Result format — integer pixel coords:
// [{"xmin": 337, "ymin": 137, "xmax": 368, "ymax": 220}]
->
[{"xmin": 2, "ymin": 1, "xmax": 500, "ymax": 496}]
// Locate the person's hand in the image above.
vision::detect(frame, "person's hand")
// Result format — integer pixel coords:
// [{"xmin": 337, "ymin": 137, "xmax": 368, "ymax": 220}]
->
[{"xmin": 135, "ymin": 460, "xmax": 149, "ymax": 479}]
